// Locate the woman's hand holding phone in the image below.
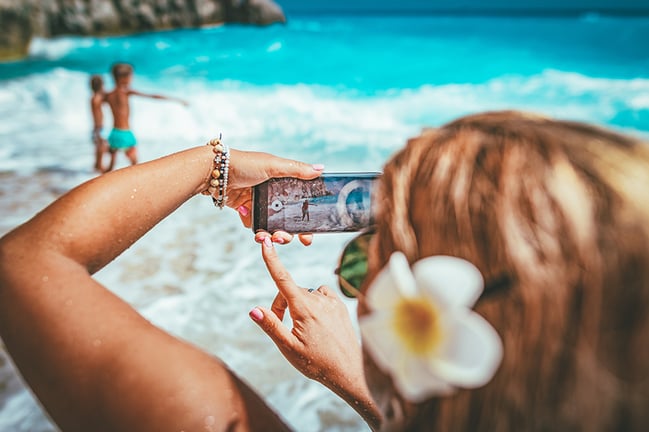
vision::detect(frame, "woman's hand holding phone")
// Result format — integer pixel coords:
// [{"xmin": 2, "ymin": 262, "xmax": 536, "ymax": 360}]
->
[{"xmin": 226, "ymin": 148, "xmax": 323, "ymax": 245}]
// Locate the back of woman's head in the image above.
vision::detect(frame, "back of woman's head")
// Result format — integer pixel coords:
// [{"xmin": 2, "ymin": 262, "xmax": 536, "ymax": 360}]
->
[{"xmin": 374, "ymin": 111, "xmax": 649, "ymax": 431}]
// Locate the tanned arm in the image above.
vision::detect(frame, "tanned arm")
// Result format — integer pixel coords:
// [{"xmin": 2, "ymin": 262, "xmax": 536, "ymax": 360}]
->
[{"xmin": 0, "ymin": 145, "xmax": 320, "ymax": 432}]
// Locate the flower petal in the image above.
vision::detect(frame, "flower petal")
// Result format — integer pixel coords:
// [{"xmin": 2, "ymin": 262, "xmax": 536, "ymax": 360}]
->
[
  {"xmin": 366, "ymin": 252, "xmax": 416, "ymax": 311},
  {"xmin": 359, "ymin": 312, "xmax": 403, "ymax": 373},
  {"xmin": 428, "ymin": 310, "xmax": 503, "ymax": 388},
  {"xmin": 361, "ymin": 309, "xmax": 457, "ymax": 402},
  {"xmin": 391, "ymin": 354, "xmax": 455, "ymax": 402},
  {"xmin": 361, "ymin": 252, "xmax": 503, "ymax": 403},
  {"xmin": 413, "ymin": 256, "xmax": 484, "ymax": 308}
]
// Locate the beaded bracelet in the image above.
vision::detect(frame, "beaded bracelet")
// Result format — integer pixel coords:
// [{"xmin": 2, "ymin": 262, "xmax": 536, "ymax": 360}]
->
[{"xmin": 203, "ymin": 135, "xmax": 230, "ymax": 209}]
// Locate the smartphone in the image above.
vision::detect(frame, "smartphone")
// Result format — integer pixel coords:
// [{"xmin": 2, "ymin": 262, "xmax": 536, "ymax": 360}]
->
[{"xmin": 252, "ymin": 172, "xmax": 381, "ymax": 234}]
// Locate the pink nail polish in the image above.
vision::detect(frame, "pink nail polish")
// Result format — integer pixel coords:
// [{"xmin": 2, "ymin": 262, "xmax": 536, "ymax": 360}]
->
[
  {"xmin": 238, "ymin": 205, "xmax": 249, "ymax": 216},
  {"xmin": 263, "ymin": 237, "xmax": 273, "ymax": 248},
  {"xmin": 249, "ymin": 308, "xmax": 263, "ymax": 321},
  {"xmin": 312, "ymin": 164, "xmax": 325, "ymax": 171},
  {"xmin": 275, "ymin": 237, "xmax": 285, "ymax": 244}
]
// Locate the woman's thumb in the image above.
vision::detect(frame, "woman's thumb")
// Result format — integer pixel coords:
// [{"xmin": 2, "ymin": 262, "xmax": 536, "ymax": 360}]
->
[{"xmin": 270, "ymin": 158, "xmax": 324, "ymax": 180}]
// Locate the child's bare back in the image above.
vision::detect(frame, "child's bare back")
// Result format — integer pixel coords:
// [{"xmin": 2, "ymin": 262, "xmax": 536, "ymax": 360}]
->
[{"xmin": 105, "ymin": 86, "xmax": 131, "ymax": 130}]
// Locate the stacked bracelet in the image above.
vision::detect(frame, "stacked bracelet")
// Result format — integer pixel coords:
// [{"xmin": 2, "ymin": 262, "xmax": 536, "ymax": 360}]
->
[{"xmin": 203, "ymin": 135, "xmax": 230, "ymax": 209}]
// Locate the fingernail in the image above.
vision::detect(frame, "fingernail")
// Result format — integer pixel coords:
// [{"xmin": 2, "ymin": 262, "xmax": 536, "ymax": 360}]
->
[
  {"xmin": 238, "ymin": 205, "xmax": 249, "ymax": 216},
  {"xmin": 249, "ymin": 307, "xmax": 263, "ymax": 322},
  {"xmin": 312, "ymin": 164, "xmax": 325, "ymax": 171},
  {"xmin": 275, "ymin": 237, "xmax": 285, "ymax": 244},
  {"xmin": 263, "ymin": 237, "xmax": 273, "ymax": 248}
]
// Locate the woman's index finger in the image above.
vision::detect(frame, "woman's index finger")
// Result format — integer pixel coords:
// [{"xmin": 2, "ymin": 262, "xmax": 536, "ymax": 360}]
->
[{"xmin": 260, "ymin": 238, "xmax": 302, "ymax": 301}]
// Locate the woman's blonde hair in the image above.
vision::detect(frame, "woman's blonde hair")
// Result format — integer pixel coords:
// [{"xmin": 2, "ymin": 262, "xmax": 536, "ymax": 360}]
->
[{"xmin": 373, "ymin": 111, "xmax": 649, "ymax": 431}]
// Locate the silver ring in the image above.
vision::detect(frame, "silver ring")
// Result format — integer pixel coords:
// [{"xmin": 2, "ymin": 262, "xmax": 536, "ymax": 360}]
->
[{"xmin": 307, "ymin": 288, "xmax": 316, "ymax": 293}]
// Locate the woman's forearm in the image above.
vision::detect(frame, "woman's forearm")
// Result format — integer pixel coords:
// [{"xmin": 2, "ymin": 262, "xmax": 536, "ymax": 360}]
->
[{"xmin": 10, "ymin": 145, "xmax": 214, "ymax": 273}]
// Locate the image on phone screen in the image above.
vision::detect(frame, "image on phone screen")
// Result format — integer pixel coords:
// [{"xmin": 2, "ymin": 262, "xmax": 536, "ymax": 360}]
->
[{"xmin": 252, "ymin": 173, "xmax": 380, "ymax": 233}]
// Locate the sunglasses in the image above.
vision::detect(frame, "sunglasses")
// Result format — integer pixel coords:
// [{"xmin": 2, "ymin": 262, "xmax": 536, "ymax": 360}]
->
[
  {"xmin": 335, "ymin": 230, "xmax": 514, "ymax": 300},
  {"xmin": 335, "ymin": 230, "xmax": 374, "ymax": 298}
]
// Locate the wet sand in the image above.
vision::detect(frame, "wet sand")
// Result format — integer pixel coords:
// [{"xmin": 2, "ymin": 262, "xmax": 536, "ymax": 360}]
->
[{"xmin": 0, "ymin": 169, "xmax": 97, "ymax": 237}]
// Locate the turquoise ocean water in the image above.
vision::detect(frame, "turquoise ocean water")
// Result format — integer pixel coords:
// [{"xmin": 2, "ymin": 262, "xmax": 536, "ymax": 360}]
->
[{"xmin": 0, "ymin": 11, "xmax": 648, "ymax": 432}]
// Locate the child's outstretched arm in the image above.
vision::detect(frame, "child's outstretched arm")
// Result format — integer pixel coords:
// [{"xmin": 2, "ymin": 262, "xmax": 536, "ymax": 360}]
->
[
  {"xmin": 0, "ymin": 145, "xmax": 322, "ymax": 432},
  {"xmin": 130, "ymin": 89, "xmax": 189, "ymax": 106}
]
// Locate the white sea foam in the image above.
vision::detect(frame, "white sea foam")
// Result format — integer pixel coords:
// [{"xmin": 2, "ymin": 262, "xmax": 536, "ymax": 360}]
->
[
  {"xmin": 27, "ymin": 37, "xmax": 92, "ymax": 60},
  {"xmin": 3, "ymin": 67, "xmax": 646, "ymax": 173}
]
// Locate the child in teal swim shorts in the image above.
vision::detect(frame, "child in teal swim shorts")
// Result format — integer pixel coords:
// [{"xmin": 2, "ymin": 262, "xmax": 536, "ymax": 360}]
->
[
  {"xmin": 108, "ymin": 129, "xmax": 137, "ymax": 150},
  {"xmin": 104, "ymin": 63, "xmax": 188, "ymax": 172}
]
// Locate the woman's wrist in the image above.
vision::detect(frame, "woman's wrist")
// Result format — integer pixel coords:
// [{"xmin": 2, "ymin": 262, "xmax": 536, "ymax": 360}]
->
[
  {"xmin": 190, "ymin": 144, "xmax": 222, "ymax": 197},
  {"xmin": 328, "ymin": 378, "xmax": 382, "ymax": 430}
]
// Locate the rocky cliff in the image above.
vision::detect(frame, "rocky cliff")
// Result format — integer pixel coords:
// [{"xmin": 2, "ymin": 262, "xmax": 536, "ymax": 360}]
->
[
  {"xmin": 268, "ymin": 178, "xmax": 330, "ymax": 204},
  {"xmin": 0, "ymin": 0, "xmax": 286, "ymax": 60}
]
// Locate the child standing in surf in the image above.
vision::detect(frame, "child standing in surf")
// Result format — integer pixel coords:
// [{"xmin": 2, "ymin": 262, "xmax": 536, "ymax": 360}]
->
[
  {"xmin": 89, "ymin": 75, "xmax": 108, "ymax": 172},
  {"xmin": 104, "ymin": 63, "xmax": 188, "ymax": 172}
]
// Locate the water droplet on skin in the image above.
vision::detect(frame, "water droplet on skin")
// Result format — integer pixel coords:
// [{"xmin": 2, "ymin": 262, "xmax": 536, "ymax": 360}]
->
[{"xmin": 204, "ymin": 415, "xmax": 216, "ymax": 431}]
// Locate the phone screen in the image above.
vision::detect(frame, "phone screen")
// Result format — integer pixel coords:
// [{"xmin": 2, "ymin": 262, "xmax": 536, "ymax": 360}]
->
[{"xmin": 252, "ymin": 172, "xmax": 380, "ymax": 234}]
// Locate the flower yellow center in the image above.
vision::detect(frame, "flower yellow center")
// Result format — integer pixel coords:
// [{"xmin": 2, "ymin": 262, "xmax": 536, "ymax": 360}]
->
[{"xmin": 392, "ymin": 297, "xmax": 442, "ymax": 355}]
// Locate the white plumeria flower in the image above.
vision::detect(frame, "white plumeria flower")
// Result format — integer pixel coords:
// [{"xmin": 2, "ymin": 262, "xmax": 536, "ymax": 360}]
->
[{"xmin": 359, "ymin": 252, "xmax": 503, "ymax": 402}]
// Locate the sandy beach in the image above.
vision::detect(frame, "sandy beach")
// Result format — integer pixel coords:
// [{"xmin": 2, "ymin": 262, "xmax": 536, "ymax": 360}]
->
[{"xmin": 0, "ymin": 170, "xmax": 77, "ymax": 235}]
